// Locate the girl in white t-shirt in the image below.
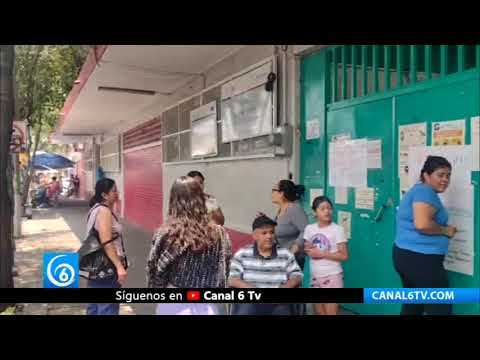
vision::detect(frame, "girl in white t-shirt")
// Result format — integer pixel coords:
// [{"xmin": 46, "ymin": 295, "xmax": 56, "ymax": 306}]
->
[{"xmin": 304, "ymin": 196, "xmax": 349, "ymax": 315}]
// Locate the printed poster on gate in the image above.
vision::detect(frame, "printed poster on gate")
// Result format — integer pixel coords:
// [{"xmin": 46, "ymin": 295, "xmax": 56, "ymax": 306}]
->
[
  {"xmin": 338, "ymin": 211, "xmax": 351, "ymax": 240},
  {"xmin": 432, "ymin": 119, "xmax": 465, "ymax": 146},
  {"xmin": 472, "ymin": 116, "xmax": 479, "ymax": 171},
  {"xmin": 398, "ymin": 123, "xmax": 426, "ymax": 198}
]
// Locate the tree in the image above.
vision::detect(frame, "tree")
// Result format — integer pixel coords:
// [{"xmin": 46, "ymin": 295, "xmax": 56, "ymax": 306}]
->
[
  {"xmin": 0, "ymin": 46, "xmax": 15, "ymax": 309},
  {"xmin": 15, "ymin": 45, "xmax": 89, "ymax": 206}
]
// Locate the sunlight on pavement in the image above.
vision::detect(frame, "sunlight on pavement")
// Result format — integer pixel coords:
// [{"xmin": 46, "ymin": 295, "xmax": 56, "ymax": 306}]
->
[{"xmin": 15, "ymin": 207, "xmax": 136, "ymax": 315}]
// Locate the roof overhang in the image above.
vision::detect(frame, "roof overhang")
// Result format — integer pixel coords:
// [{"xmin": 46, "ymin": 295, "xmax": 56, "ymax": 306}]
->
[{"xmin": 57, "ymin": 45, "xmax": 244, "ymax": 137}]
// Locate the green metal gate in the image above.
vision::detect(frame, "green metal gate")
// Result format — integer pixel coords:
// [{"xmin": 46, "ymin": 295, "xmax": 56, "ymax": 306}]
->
[{"xmin": 300, "ymin": 45, "xmax": 480, "ymax": 315}]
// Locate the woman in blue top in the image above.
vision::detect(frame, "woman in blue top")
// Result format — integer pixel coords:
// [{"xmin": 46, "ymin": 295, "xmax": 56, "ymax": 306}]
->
[{"xmin": 393, "ymin": 156, "xmax": 457, "ymax": 315}]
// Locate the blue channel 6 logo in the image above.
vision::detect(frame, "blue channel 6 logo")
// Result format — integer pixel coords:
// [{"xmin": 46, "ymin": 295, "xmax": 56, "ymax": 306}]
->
[{"xmin": 43, "ymin": 253, "xmax": 79, "ymax": 288}]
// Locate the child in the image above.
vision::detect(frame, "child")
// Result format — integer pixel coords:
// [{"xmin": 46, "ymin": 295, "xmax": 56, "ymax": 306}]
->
[{"xmin": 304, "ymin": 196, "xmax": 348, "ymax": 315}]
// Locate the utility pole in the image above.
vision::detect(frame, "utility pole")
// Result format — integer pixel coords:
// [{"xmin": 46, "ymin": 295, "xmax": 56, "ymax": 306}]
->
[{"xmin": 0, "ymin": 45, "xmax": 15, "ymax": 310}]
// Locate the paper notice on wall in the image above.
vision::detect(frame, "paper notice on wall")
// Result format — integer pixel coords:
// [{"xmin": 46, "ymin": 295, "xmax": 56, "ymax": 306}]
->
[
  {"xmin": 471, "ymin": 116, "xmax": 479, "ymax": 171},
  {"xmin": 398, "ymin": 123, "xmax": 427, "ymax": 190},
  {"xmin": 329, "ymin": 139, "xmax": 368, "ymax": 188},
  {"xmin": 399, "ymin": 123, "xmax": 427, "ymax": 148},
  {"xmin": 346, "ymin": 139, "xmax": 368, "ymax": 187},
  {"xmin": 442, "ymin": 185, "xmax": 474, "ymax": 276},
  {"xmin": 306, "ymin": 118, "xmax": 320, "ymax": 140},
  {"xmin": 432, "ymin": 119, "xmax": 465, "ymax": 146},
  {"xmin": 399, "ymin": 151, "xmax": 410, "ymax": 198},
  {"xmin": 310, "ymin": 188, "xmax": 324, "ymax": 203},
  {"xmin": 355, "ymin": 188, "xmax": 375, "ymax": 210},
  {"xmin": 332, "ymin": 133, "xmax": 351, "ymax": 143},
  {"xmin": 367, "ymin": 140, "xmax": 382, "ymax": 169},
  {"xmin": 328, "ymin": 144, "xmax": 337, "ymax": 186},
  {"xmin": 338, "ymin": 211, "xmax": 352, "ymax": 239},
  {"xmin": 408, "ymin": 145, "xmax": 472, "ymax": 188},
  {"xmin": 335, "ymin": 187, "xmax": 348, "ymax": 205},
  {"xmin": 444, "ymin": 250, "xmax": 474, "ymax": 276},
  {"xmin": 399, "ymin": 174, "xmax": 410, "ymax": 198}
]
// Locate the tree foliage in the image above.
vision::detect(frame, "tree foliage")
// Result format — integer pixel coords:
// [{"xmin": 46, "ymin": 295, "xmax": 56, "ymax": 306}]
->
[
  {"xmin": 16, "ymin": 45, "xmax": 89, "ymax": 140},
  {"xmin": 15, "ymin": 45, "xmax": 89, "ymax": 200}
]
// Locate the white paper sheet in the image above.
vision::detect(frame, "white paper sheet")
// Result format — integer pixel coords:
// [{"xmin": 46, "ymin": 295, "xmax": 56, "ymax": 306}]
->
[
  {"xmin": 346, "ymin": 139, "xmax": 368, "ymax": 188},
  {"xmin": 328, "ymin": 144, "xmax": 337, "ymax": 186},
  {"xmin": 310, "ymin": 188, "xmax": 324, "ymax": 203},
  {"xmin": 335, "ymin": 187, "xmax": 348, "ymax": 205},
  {"xmin": 442, "ymin": 186, "xmax": 474, "ymax": 275},
  {"xmin": 355, "ymin": 188, "xmax": 375, "ymax": 210},
  {"xmin": 399, "ymin": 174, "xmax": 410, "ymax": 198},
  {"xmin": 471, "ymin": 116, "xmax": 479, "ymax": 171},
  {"xmin": 338, "ymin": 211, "xmax": 352, "ymax": 239},
  {"xmin": 332, "ymin": 133, "xmax": 351, "ymax": 143},
  {"xmin": 398, "ymin": 123, "xmax": 427, "ymax": 197},
  {"xmin": 367, "ymin": 140, "xmax": 382, "ymax": 169},
  {"xmin": 399, "ymin": 123, "xmax": 427, "ymax": 148},
  {"xmin": 306, "ymin": 118, "xmax": 320, "ymax": 140},
  {"xmin": 329, "ymin": 139, "xmax": 368, "ymax": 188}
]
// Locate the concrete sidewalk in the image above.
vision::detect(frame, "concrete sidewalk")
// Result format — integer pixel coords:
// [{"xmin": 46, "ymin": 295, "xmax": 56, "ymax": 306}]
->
[
  {"xmin": 12, "ymin": 198, "xmax": 355, "ymax": 316},
  {"xmin": 14, "ymin": 199, "xmax": 135, "ymax": 315}
]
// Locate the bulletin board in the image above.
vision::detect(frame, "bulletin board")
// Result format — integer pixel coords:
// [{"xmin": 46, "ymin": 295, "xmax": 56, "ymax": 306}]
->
[{"xmin": 220, "ymin": 60, "xmax": 276, "ymax": 143}]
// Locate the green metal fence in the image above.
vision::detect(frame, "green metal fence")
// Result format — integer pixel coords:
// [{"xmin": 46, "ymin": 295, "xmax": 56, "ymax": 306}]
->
[{"xmin": 327, "ymin": 45, "xmax": 480, "ymax": 104}]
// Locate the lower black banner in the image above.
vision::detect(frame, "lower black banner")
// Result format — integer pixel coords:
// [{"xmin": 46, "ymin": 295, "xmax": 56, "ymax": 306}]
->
[{"xmin": 0, "ymin": 288, "xmax": 364, "ymax": 303}]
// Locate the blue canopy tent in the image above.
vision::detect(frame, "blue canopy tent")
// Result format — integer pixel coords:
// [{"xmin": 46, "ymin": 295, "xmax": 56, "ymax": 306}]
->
[
  {"xmin": 33, "ymin": 152, "xmax": 75, "ymax": 170},
  {"xmin": 33, "ymin": 164, "xmax": 51, "ymax": 171}
]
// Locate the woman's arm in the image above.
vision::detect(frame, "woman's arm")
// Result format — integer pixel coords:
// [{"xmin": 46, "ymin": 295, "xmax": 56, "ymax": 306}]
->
[
  {"xmin": 413, "ymin": 203, "xmax": 456, "ymax": 237},
  {"xmin": 305, "ymin": 242, "xmax": 349, "ymax": 262},
  {"xmin": 211, "ymin": 208, "xmax": 225, "ymax": 226},
  {"xmin": 96, "ymin": 208, "xmax": 127, "ymax": 284}
]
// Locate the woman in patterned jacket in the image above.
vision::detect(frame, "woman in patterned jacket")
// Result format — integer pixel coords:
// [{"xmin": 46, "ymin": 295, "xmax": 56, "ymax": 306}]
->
[{"xmin": 147, "ymin": 176, "xmax": 231, "ymax": 315}]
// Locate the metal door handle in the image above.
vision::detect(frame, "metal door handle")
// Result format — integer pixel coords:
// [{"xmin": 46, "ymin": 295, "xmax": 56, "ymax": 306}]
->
[{"xmin": 373, "ymin": 204, "xmax": 387, "ymax": 223}]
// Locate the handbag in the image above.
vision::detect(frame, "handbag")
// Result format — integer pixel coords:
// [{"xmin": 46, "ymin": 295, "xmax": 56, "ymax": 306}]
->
[
  {"xmin": 78, "ymin": 228, "xmax": 119, "ymax": 280},
  {"xmin": 77, "ymin": 204, "xmax": 126, "ymax": 280}
]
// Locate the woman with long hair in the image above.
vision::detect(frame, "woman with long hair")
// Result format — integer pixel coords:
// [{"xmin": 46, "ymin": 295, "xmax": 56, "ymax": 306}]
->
[
  {"xmin": 147, "ymin": 176, "xmax": 231, "ymax": 315},
  {"xmin": 85, "ymin": 178, "xmax": 128, "ymax": 315}
]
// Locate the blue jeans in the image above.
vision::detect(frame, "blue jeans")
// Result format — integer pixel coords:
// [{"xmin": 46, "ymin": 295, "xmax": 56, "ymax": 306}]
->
[{"xmin": 87, "ymin": 277, "xmax": 120, "ymax": 315}]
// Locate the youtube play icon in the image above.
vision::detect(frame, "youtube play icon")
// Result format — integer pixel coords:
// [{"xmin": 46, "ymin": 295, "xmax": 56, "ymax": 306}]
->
[{"xmin": 187, "ymin": 291, "xmax": 201, "ymax": 301}]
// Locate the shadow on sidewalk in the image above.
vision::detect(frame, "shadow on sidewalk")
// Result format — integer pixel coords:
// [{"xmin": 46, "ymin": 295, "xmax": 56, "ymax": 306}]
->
[
  {"xmin": 120, "ymin": 221, "xmax": 157, "ymax": 315},
  {"xmin": 58, "ymin": 198, "xmax": 157, "ymax": 314}
]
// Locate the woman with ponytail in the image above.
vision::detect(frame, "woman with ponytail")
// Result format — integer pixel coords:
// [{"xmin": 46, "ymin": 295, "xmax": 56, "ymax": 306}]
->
[
  {"xmin": 85, "ymin": 178, "xmax": 128, "ymax": 315},
  {"xmin": 269, "ymin": 180, "xmax": 309, "ymax": 268}
]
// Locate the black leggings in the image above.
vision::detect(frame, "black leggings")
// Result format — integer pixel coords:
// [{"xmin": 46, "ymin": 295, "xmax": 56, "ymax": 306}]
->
[{"xmin": 392, "ymin": 245, "xmax": 452, "ymax": 315}]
